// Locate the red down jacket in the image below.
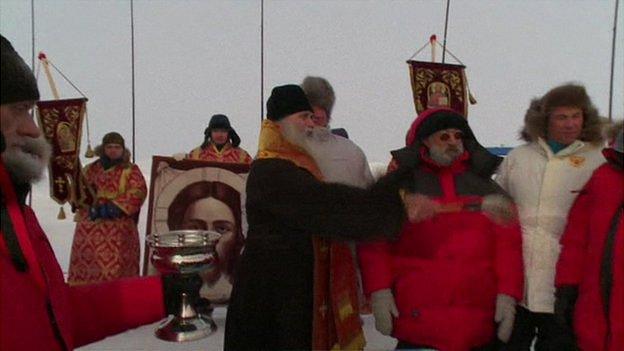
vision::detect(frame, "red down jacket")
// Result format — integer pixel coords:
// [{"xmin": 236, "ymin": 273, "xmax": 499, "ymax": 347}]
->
[
  {"xmin": 1, "ymin": 160, "xmax": 165, "ymax": 351},
  {"xmin": 359, "ymin": 108, "xmax": 523, "ymax": 351},
  {"xmin": 556, "ymin": 152, "xmax": 623, "ymax": 351}
]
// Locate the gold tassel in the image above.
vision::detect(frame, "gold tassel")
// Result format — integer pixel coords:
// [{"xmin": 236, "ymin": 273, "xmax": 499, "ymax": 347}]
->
[
  {"xmin": 57, "ymin": 206, "xmax": 66, "ymax": 220},
  {"xmin": 468, "ymin": 91, "xmax": 477, "ymax": 105},
  {"xmin": 84, "ymin": 143, "xmax": 95, "ymax": 158}
]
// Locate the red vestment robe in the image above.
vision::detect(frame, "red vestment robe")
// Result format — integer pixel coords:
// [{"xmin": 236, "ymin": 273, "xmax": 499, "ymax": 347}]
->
[{"xmin": 68, "ymin": 160, "xmax": 147, "ymax": 285}]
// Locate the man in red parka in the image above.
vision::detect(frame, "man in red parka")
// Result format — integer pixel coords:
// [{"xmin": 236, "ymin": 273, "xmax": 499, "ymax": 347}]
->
[
  {"xmin": 555, "ymin": 121, "xmax": 623, "ymax": 351},
  {"xmin": 0, "ymin": 34, "xmax": 166, "ymax": 350},
  {"xmin": 359, "ymin": 108, "xmax": 524, "ymax": 351}
]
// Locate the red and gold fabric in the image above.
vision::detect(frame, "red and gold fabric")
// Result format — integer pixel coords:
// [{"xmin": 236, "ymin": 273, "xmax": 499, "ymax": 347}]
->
[
  {"xmin": 407, "ymin": 60, "xmax": 470, "ymax": 117},
  {"xmin": 188, "ymin": 142, "xmax": 252, "ymax": 164},
  {"xmin": 257, "ymin": 119, "xmax": 365, "ymax": 351},
  {"xmin": 68, "ymin": 161, "xmax": 147, "ymax": 285},
  {"xmin": 36, "ymin": 98, "xmax": 93, "ymax": 209}
]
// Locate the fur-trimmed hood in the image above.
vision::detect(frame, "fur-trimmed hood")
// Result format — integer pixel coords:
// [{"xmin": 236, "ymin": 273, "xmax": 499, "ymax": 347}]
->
[
  {"xmin": 520, "ymin": 83, "xmax": 604, "ymax": 145},
  {"xmin": 391, "ymin": 108, "xmax": 502, "ymax": 178},
  {"xmin": 605, "ymin": 120, "xmax": 623, "ymax": 149},
  {"xmin": 603, "ymin": 120, "xmax": 623, "ymax": 168}
]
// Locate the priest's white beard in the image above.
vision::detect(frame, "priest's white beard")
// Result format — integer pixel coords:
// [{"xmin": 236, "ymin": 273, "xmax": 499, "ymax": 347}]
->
[
  {"xmin": 280, "ymin": 122, "xmax": 333, "ymax": 173},
  {"xmin": 2, "ymin": 135, "xmax": 51, "ymax": 183},
  {"xmin": 428, "ymin": 142, "xmax": 464, "ymax": 166}
]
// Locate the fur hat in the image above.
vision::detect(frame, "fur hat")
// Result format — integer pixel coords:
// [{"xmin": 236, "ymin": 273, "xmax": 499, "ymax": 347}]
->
[
  {"xmin": 301, "ymin": 76, "xmax": 336, "ymax": 116},
  {"xmin": 102, "ymin": 132, "xmax": 125, "ymax": 148},
  {"xmin": 202, "ymin": 114, "xmax": 241, "ymax": 148},
  {"xmin": 95, "ymin": 132, "xmax": 131, "ymax": 165},
  {"xmin": 1, "ymin": 34, "xmax": 40, "ymax": 105},
  {"xmin": 521, "ymin": 83, "xmax": 604, "ymax": 144},
  {"xmin": 266, "ymin": 84, "xmax": 312, "ymax": 121}
]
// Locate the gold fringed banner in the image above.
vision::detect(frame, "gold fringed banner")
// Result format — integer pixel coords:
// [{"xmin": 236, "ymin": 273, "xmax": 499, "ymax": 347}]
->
[
  {"xmin": 37, "ymin": 98, "xmax": 94, "ymax": 212},
  {"xmin": 407, "ymin": 60, "xmax": 470, "ymax": 117}
]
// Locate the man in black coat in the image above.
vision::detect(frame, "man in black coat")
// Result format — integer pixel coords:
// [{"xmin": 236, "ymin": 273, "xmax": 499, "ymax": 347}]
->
[{"xmin": 224, "ymin": 85, "xmax": 419, "ymax": 350}]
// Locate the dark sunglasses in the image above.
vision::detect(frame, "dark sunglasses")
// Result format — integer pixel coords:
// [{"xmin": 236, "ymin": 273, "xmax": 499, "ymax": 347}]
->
[{"xmin": 437, "ymin": 131, "xmax": 464, "ymax": 142}]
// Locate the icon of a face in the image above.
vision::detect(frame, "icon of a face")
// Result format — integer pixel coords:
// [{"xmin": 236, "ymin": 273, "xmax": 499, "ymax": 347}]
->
[
  {"xmin": 181, "ymin": 197, "xmax": 236, "ymax": 283},
  {"xmin": 167, "ymin": 181, "xmax": 244, "ymax": 286}
]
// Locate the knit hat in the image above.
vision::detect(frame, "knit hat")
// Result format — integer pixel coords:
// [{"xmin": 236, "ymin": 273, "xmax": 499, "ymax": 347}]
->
[
  {"xmin": 408, "ymin": 108, "xmax": 473, "ymax": 145},
  {"xmin": 1, "ymin": 35, "xmax": 40, "ymax": 105},
  {"xmin": 102, "ymin": 132, "xmax": 125, "ymax": 148},
  {"xmin": 266, "ymin": 85, "xmax": 312, "ymax": 121},
  {"xmin": 203, "ymin": 114, "xmax": 241, "ymax": 148},
  {"xmin": 301, "ymin": 76, "xmax": 335, "ymax": 116}
]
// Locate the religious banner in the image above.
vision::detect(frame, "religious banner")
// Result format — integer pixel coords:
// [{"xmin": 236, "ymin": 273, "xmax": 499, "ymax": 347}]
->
[
  {"xmin": 143, "ymin": 156, "xmax": 250, "ymax": 305},
  {"xmin": 407, "ymin": 60, "xmax": 470, "ymax": 117},
  {"xmin": 37, "ymin": 98, "xmax": 93, "ymax": 210}
]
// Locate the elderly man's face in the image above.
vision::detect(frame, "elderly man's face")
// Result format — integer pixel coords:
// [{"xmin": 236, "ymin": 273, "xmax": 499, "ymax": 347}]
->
[
  {"xmin": 1, "ymin": 100, "xmax": 50, "ymax": 182},
  {"xmin": 423, "ymin": 128, "xmax": 465, "ymax": 166},
  {"xmin": 548, "ymin": 106, "xmax": 583, "ymax": 145},
  {"xmin": 278, "ymin": 110, "xmax": 315, "ymax": 146}
]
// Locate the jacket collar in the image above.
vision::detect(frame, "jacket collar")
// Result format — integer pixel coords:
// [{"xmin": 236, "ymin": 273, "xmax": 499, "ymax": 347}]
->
[
  {"xmin": 537, "ymin": 138, "xmax": 586, "ymax": 158},
  {"xmin": 391, "ymin": 138, "xmax": 501, "ymax": 178}
]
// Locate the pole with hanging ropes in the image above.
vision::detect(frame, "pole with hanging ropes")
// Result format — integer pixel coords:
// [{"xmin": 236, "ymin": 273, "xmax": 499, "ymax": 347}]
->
[
  {"xmin": 29, "ymin": 0, "xmax": 36, "ymax": 207},
  {"xmin": 608, "ymin": 0, "xmax": 620, "ymax": 122},
  {"xmin": 130, "ymin": 0, "xmax": 137, "ymax": 162},
  {"xmin": 441, "ymin": 0, "xmax": 450, "ymax": 63},
  {"xmin": 260, "ymin": 0, "xmax": 265, "ymax": 123},
  {"xmin": 30, "ymin": 0, "xmax": 35, "ymax": 70}
]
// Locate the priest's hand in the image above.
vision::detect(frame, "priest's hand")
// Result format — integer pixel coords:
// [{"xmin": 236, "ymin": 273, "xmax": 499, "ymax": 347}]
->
[
  {"xmin": 495, "ymin": 293, "xmax": 516, "ymax": 343},
  {"xmin": 402, "ymin": 193, "xmax": 439, "ymax": 223},
  {"xmin": 371, "ymin": 288, "xmax": 398, "ymax": 336}
]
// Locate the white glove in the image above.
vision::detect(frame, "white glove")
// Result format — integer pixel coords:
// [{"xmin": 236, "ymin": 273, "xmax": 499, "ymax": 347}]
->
[
  {"xmin": 172, "ymin": 153, "xmax": 186, "ymax": 161},
  {"xmin": 495, "ymin": 293, "xmax": 516, "ymax": 343},
  {"xmin": 402, "ymin": 193, "xmax": 439, "ymax": 223},
  {"xmin": 482, "ymin": 194, "xmax": 517, "ymax": 226},
  {"xmin": 371, "ymin": 288, "xmax": 399, "ymax": 336}
]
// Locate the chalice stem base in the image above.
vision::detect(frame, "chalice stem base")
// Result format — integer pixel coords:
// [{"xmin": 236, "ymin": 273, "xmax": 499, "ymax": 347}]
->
[{"xmin": 155, "ymin": 312, "xmax": 217, "ymax": 342}]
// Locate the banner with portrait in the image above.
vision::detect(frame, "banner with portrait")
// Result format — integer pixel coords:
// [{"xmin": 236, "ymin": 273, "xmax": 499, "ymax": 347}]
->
[
  {"xmin": 143, "ymin": 156, "xmax": 250, "ymax": 305},
  {"xmin": 37, "ymin": 98, "xmax": 94, "ymax": 209},
  {"xmin": 407, "ymin": 60, "xmax": 469, "ymax": 117}
]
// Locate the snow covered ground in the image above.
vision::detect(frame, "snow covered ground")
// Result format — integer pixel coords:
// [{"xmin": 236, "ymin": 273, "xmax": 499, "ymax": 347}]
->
[{"xmin": 78, "ymin": 307, "xmax": 398, "ymax": 351}]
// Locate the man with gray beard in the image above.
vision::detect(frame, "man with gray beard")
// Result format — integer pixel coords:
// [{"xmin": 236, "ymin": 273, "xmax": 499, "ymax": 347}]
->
[
  {"xmin": 0, "ymin": 34, "xmax": 167, "ymax": 351},
  {"xmin": 359, "ymin": 108, "xmax": 524, "ymax": 350},
  {"xmin": 224, "ymin": 84, "xmax": 426, "ymax": 351}
]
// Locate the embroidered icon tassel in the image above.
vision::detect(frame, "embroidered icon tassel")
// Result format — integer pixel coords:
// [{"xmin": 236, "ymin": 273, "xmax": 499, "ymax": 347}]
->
[{"xmin": 57, "ymin": 206, "xmax": 66, "ymax": 220}]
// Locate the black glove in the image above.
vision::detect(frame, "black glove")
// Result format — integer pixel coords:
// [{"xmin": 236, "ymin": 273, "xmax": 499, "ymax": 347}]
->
[
  {"xmin": 105, "ymin": 203, "xmax": 122, "ymax": 218},
  {"xmin": 554, "ymin": 285, "xmax": 578, "ymax": 331},
  {"xmin": 88, "ymin": 206, "xmax": 100, "ymax": 220},
  {"xmin": 98, "ymin": 204, "xmax": 110, "ymax": 219},
  {"xmin": 161, "ymin": 273, "xmax": 204, "ymax": 316}
]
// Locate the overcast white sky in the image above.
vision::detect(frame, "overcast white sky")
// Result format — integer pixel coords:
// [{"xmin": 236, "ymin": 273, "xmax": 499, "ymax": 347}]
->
[{"xmin": 1, "ymin": 0, "xmax": 622, "ymax": 271}]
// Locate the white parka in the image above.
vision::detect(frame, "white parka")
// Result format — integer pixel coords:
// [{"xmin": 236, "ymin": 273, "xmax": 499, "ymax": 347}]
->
[{"xmin": 495, "ymin": 138, "xmax": 604, "ymax": 313}]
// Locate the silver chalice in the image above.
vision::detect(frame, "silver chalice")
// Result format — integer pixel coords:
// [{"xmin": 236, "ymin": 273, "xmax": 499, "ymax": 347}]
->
[{"xmin": 147, "ymin": 230, "xmax": 222, "ymax": 342}]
